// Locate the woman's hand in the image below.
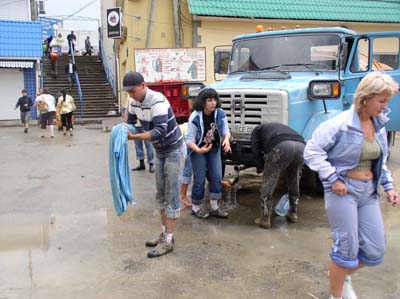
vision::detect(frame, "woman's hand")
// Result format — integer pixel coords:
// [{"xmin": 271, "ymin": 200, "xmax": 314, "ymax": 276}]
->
[
  {"xmin": 197, "ymin": 143, "xmax": 212, "ymax": 154},
  {"xmin": 332, "ymin": 180, "xmax": 347, "ymax": 196},
  {"xmin": 386, "ymin": 189, "xmax": 399, "ymax": 206},
  {"xmin": 222, "ymin": 135, "xmax": 231, "ymax": 153}
]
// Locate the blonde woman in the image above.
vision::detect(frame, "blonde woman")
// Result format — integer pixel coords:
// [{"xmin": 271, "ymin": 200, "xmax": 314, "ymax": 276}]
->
[
  {"xmin": 57, "ymin": 88, "xmax": 76, "ymax": 136},
  {"xmin": 304, "ymin": 72, "xmax": 399, "ymax": 299}
]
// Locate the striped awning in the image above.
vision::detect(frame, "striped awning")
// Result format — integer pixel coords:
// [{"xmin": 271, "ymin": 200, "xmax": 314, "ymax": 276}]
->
[{"xmin": 0, "ymin": 60, "xmax": 34, "ymax": 68}]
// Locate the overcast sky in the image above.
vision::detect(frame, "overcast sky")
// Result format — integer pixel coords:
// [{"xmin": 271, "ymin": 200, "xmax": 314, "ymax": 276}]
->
[{"xmin": 43, "ymin": 0, "xmax": 101, "ymax": 30}]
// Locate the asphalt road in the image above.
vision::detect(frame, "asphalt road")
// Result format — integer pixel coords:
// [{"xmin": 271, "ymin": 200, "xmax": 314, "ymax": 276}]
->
[{"xmin": 0, "ymin": 124, "xmax": 399, "ymax": 299}]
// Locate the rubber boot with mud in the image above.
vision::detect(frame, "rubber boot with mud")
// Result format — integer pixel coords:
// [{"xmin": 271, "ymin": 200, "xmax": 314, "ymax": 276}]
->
[{"xmin": 286, "ymin": 197, "xmax": 299, "ymax": 223}]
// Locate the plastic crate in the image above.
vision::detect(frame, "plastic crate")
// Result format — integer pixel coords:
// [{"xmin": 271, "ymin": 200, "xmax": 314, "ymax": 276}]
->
[{"xmin": 148, "ymin": 82, "xmax": 190, "ymax": 120}]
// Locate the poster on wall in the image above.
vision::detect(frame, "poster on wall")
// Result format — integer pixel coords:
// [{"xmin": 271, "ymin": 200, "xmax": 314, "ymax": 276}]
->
[
  {"xmin": 134, "ymin": 48, "xmax": 206, "ymax": 83},
  {"xmin": 107, "ymin": 7, "xmax": 122, "ymax": 39}
]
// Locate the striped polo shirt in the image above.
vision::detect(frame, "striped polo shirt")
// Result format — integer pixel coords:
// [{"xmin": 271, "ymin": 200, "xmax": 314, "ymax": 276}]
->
[{"xmin": 127, "ymin": 88, "xmax": 183, "ymax": 152}]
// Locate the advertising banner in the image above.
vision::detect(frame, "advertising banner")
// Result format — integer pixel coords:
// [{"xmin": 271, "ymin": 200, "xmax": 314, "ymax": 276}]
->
[{"xmin": 134, "ymin": 47, "xmax": 206, "ymax": 83}]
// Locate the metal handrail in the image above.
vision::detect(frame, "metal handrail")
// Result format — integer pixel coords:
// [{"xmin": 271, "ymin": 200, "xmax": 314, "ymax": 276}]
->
[
  {"xmin": 98, "ymin": 31, "xmax": 116, "ymax": 96},
  {"xmin": 69, "ymin": 40, "xmax": 84, "ymax": 119}
]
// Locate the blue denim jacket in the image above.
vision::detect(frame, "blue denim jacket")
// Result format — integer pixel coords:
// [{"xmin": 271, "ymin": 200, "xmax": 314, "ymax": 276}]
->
[
  {"xmin": 185, "ymin": 108, "xmax": 230, "ymax": 156},
  {"xmin": 304, "ymin": 105, "xmax": 393, "ymax": 193}
]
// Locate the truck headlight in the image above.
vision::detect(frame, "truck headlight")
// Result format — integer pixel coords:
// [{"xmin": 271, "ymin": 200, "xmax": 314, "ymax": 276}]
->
[
  {"xmin": 309, "ymin": 81, "xmax": 340, "ymax": 99},
  {"xmin": 181, "ymin": 83, "xmax": 205, "ymax": 99}
]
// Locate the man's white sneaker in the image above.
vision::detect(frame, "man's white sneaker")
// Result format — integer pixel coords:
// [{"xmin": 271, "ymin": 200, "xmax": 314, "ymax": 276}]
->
[{"xmin": 343, "ymin": 275, "xmax": 358, "ymax": 299}]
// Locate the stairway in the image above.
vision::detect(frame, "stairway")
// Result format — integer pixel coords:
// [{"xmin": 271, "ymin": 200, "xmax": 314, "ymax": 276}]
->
[{"xmin": 42, "ymin": 55, "xmax": 119, "ymax": 118}]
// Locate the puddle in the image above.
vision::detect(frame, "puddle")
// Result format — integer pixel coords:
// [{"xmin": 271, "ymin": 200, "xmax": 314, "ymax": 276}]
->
[{"xmin": 0, "ymin": 213, "xmax": 53, "ymax": 251}]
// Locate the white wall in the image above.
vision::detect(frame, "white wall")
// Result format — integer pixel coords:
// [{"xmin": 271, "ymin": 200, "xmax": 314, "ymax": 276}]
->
[
  {"xmin": 0, "ymin": 0, "xmax": 30, "ymax": 21},
  {"xmin": 0, "ymin": 69, "xmax": 25, "ymax": 120}
]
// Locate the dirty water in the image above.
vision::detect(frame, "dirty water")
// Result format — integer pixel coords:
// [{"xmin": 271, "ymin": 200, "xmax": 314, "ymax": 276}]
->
[{"xmin": 0, "ymin": 125, "xmax": 399, "ymax": 299}]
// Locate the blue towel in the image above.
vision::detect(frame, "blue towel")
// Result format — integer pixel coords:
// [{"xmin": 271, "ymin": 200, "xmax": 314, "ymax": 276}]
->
[{"xmin": 109, "ymin": 124, "xmax": 136, "ymax": 216}]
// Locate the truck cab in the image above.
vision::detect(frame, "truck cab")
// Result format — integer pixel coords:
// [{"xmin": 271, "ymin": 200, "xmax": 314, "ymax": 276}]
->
[{"xmin": 184, "ymin": 27, "xmax": 400, "ymax": 170}]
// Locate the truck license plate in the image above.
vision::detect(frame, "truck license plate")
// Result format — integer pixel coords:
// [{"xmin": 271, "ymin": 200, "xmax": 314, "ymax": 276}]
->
[{"xmin": 233, "ymin": 125, "xmax": 256, "ymax": 134}]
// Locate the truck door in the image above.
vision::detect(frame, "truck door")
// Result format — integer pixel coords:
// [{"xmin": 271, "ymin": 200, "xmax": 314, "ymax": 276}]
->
[{"xmin": 342, "ymin": 32, "xmax": 400, "ymax": 132}]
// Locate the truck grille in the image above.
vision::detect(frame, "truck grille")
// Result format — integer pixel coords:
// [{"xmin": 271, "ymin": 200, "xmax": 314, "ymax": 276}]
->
[{"xmin": 217, "ymin": 89, "xmax": 288, "ymax": 128}]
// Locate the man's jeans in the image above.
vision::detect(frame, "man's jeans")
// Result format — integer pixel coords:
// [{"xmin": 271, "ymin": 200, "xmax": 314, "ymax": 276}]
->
[
  {"xmin": 154, "ymin": 143, "xmax": 186, "ymax": 219},
  {"xmin": 190, "ymin": 146, "xmax": 222, "ymax": 205},
  {"xmin": 134, "ymin": 126, "xmax": 154, "ymax": 164}
]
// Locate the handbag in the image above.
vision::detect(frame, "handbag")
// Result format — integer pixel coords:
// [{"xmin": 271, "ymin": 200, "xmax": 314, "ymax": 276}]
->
[{"xmin": 37, "ymin": 95, "xmax": 48, "ymax": 112}]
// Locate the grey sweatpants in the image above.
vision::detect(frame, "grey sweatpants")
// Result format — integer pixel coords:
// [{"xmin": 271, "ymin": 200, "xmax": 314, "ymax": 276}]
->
[{"xmin": 325, "ymin": 176, "xmax": 385, "ymax": 268}]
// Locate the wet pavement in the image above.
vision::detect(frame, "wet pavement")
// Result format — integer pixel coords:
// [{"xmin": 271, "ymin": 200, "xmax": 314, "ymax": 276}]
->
[{"xmin": 1, "ymin": 124, "xmax": 400, "ymax": 299}]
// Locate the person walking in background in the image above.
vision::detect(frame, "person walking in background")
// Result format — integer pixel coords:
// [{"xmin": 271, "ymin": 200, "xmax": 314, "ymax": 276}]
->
[
  {"xmin": 49, "ymin": 50, "xmax": 58, "ymax": 79},
  {"xmin": 57, "ymin": 88, "xmax": 76, "ymax": 136},
  {"xmin": 185, "ymin": 88, "xmax": 231, "ymax": 219},
  {"xmin": 66, "ymin": 30, "xmax": 77, "ymax": 56},
  {"xmin": 45, "ymin": 35, "xmax": 54, "ymax": 59},
  {"xmin": 124, "ymin": 71, "xmax": 186, "ymax": 258},
  {"xmin": 83, "ymin": 36, "xmax": 92, "ymax": 56},
  {"xmin": 35, "ymin": 88, "xmax": 56, "ymax": 138},
  {"xmin": 15, "ymin": 89, "xmax": 33, "ymax": 133},
  {"xmin": 65, "ymin": 59, "xmax": 77, "ymax": 88},
  {"xmin": 55, "ymin": 32, "xmax": 64, "ymax": 57},
  {"xmin": 251, "ymin": 122, "xmax": 305, "ymax": 228},
  {"xmin": 131, "ymin": 120, "xmax": 155, "ymax": 173},
  {"xmin": 304, "ymin": 72, "xmax": 399, "ymax": 299}
]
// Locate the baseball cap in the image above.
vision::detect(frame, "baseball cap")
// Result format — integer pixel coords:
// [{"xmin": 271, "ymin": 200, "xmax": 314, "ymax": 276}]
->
[{"xmin": 123, "ymin": 71, "xmax": 145, "ymax": 91}]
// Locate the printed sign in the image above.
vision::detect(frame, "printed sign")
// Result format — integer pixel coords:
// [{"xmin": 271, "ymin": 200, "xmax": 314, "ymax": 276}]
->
[
  {"xmin": 134, "ymin": 48, "xmax": 206, "ymax": 83},
  {"xmin": 107, "ymin": 8, "xmax": 122, "ymax": 39}
]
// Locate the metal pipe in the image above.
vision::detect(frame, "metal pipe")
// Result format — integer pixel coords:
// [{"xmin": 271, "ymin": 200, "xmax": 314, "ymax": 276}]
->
[
  {"xmin": 145, "ymin": 0, "xmax": 157, "ymax": 48},
  {"xmin": 173, "ymin": 0, "xmax": 181, "ymax": 47}
]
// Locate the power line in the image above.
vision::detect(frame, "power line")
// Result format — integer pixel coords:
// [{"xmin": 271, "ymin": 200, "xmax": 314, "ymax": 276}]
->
[{"xmin": 64, "ymin": 0, "xmax": 98, "ymax": 20}]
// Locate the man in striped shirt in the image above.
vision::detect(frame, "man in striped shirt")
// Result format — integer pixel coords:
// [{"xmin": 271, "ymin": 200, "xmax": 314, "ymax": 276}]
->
[{"xmin": 124, "ymin": 71, "xmax": 186, "ymax": 258}]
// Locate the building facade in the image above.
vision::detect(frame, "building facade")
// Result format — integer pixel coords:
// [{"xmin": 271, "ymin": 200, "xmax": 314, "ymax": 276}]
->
[
  {"xmin": 101, "ymin": 0, "xmax": 400, "ymax": 108},
  {"xmin": 0, "ymin": 0, "xmax": 43, "ymax": 120}
]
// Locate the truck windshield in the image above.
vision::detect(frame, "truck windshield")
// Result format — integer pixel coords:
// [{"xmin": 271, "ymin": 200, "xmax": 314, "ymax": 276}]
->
[{"xmin": 230, "ymin": 34, "xmax": 341, "ymax": 73}]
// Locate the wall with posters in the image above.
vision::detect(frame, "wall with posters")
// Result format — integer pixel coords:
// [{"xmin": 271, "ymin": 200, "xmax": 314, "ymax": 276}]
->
[{"xmin": 134, "ymin": 48, "xmax": 206, "ymax": 83}]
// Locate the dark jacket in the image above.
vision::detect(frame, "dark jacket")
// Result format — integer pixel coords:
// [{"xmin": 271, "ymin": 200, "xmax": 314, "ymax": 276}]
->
[
  {"xmin": 66, "ymin": 33, "xmax": 76, "ymax": 42},
  {"xmin": 15, "ymin": 96, "xmax": 33, "ymax": 112},
  {"xmin": 85, "ymin": 38, "xmax": 92, "ymax": 51},
  {"xmin": 251, "ymin": 123, "xmax": 305, "ymax": 173}
]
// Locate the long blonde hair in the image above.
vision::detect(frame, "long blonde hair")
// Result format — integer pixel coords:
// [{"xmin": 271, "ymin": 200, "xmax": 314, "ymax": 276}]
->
[{"xmin": 353, "ymin": 72, "xmax": 399, "ymax": 111}]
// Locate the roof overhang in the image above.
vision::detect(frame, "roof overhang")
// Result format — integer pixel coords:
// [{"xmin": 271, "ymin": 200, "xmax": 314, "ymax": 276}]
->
[{"xmin": 191, "ymin": 15, "xmax": 400, "ymax": 28}]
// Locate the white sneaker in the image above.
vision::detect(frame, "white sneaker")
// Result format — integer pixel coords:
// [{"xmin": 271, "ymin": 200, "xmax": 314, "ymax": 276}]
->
[{"xmin": 343, "ymin": 275, "xmax": 358, "ymax": 299}]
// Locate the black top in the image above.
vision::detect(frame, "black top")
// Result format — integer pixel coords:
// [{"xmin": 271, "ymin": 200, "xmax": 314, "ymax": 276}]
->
[
  {"xmin": 200, "ymin": 113, "xmax": 218, "ymax": 148},
  {"xmin": 67, "ymin": 33, "xmax": 76, "ymax": 41},
  {"xmin": 251, "ymin": 122, "xmax": 305, "ymax": 172},
  {"xmin": 15, "ymin": 96, "xmax": 33, "ymax": 112}
]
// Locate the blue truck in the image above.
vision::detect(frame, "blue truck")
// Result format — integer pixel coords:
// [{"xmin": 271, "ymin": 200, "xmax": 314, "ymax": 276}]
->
[{"xmin": 183, "ymin": 27, "xmax": 400, "ymax": 182}]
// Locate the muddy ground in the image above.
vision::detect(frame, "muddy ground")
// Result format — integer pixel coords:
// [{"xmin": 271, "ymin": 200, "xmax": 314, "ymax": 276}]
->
[{"xmin": 0, "ymin": 124, "xmax": 399, "ymax": 299}]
